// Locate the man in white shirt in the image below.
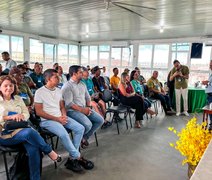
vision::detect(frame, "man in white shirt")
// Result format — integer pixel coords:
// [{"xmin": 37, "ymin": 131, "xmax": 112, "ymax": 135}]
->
[
  {"xmin": 1, "ymin": 51, "xmax": 17, "ymax": 73},
  {"xmin": 34, "ymin": 69, "xmax": 94, "ymax": 172}
]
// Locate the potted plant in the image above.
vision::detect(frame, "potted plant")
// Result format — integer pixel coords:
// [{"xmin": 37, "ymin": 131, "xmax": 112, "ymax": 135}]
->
[{"xmin": 168, "ymin": 117, "xmax": 212, "ymax": 179}]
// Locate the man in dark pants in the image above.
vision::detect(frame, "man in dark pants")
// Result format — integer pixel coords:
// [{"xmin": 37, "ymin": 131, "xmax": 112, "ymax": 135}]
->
[
  {"xmin": 147, "ymin": 71, "xmax": 173, "ymax": 116},
  {"xmin": 202, "ymin": 60, "xmax": 212, "ymax": 130}
]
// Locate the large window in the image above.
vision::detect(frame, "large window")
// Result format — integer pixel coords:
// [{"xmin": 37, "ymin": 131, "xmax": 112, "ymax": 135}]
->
[
  {"xmin": 0, "ymin": 35, "xmax": 9, "ymax": 53},
  {"xmin": 111, "ymin": 48, "xmax": 121, "ymax": 67},
  {"xmin": 44, "ymin": 44, "xmax": 54, "ymax": 62},
  {"xmin": 138, "ymin": 45, "xmax": 152, "ymax": 68},
  {"xmin": 69, "ymin": 45, "xmax": 79, "ymax": 64},
  {"xmin": 190, "ymin": 45, "xmax": 211, "ymax": 71},
  {"xmin": 30, "ymin": 39, "xmax": 43, "ymax": 62},
  {"xmin": 99, "ymin": 45, "xmax": 110, "ymax": 66},
  {"xmin": 11, "ymin": 36, "xmax": 24, "ymax": 61},
  {"xmin": 81, "ymin": 46, "xmax": 89, "ymax": 66},
  {"xmin": 89, "ymin": 46, "xmax": 98, "ymax": 66},
  {"xmin": 122, "ymin": 47, "xmax": 132, "ymax": 67},
  {"xmin": 58, "ymin": 44, "xmax": 68, "ymax": 63},
  {"xmin": 153, "ymin": 44, "xmax": 169, "ymax": 68}
]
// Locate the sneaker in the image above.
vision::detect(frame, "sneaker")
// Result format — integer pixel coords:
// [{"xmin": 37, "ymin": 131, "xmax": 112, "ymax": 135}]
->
[
  {"xmin": 65, "ymin": 159, "xmax": 83, "ymax": 172},
  {"xmin": 176, "ymin": 112, "xmax": 180, "ymax": 116},
  {"xmin": 78, "ymin": 157, "xmax": 94, "ymax": 170},
  {"xmin": 183, "ymin": 111, "xmax": 189, "ymax": 116}
]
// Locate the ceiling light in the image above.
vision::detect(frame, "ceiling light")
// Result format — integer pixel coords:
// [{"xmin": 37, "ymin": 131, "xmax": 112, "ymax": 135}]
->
[
  {"xmin": 86, "ymin": 33, "xmax": 89, "ymax": 38},
  {"xmin": 160, "ymin": 26, "xmax": 164, "ymax": 33}
]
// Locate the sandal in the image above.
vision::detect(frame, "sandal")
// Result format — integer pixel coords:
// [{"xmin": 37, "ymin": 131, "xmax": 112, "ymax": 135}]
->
[
  {"xmin": 78, "ymin": 157, "xmax": 94, "ymax": 170},
  {"xmin": 81, "ymin": 139, "xmax": 89, "ymax": 149}
]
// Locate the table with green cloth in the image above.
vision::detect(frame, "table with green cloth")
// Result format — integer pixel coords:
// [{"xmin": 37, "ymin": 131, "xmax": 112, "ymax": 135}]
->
[{"xmin": 172, "ymin": 87, "xmax": 207, "ymax": 113}]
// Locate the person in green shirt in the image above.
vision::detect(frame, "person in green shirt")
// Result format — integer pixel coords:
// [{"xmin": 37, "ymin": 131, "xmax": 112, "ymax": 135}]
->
[
  {"xmin": 147, "ymin": 71, "xmax": 173, "ymax": 116},
  {"xmin": 170, "ymin": 60, "xmax": 189, "ymax": 116},
  {"xmin": 130, "ymin": 70, "xmax": 156, "ymax": 116}
]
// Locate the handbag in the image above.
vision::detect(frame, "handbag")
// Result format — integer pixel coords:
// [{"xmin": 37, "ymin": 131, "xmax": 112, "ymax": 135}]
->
[{"xmin": 4, "ymin": 120, "xmax": 30, "ymax": 131}]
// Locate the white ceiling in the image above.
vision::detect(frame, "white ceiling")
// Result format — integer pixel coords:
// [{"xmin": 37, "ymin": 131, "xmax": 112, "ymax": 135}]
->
[{"xmin": 1, "ymin": 0, "xmax": 212, "ymax": 42}]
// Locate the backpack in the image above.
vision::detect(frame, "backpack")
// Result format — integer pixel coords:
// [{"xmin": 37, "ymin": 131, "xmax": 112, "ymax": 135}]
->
[{"xmin": 9, "ymin": 150, "xmax": 30, "ymax": 180}]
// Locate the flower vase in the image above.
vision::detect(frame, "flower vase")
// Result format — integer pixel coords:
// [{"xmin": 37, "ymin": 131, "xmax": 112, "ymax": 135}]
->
[{"xmin": 187, "ymin": 163, "xmax": 197, "ymax": 179}]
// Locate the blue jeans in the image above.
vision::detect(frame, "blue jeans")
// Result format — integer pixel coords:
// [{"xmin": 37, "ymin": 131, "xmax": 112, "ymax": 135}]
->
[
  {"xmin": 40, "ymin": 117, "xmax": 84, "ymax": 159},
  {"xmin": 207, "ymin": 95, "xmax": 212, "ymax": 125},
  {"xmin": 67, "ymin": 110, "xmax": 104, "ymax": 140},
  {"xmin": 0, "ymin": 128, "xmax": 52, "ymax": 180}
]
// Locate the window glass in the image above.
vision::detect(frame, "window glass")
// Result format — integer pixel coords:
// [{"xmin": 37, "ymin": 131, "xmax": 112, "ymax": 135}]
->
[
  {"xmin": 69, "ymin": 45, "xmax": 79, "ymax": 64},
  {"xmin": 138, "ymin": 45, "xmax": 152, "ymax": 68},
  {"xmin": 0, "ymin": 35, "xmax": 9, "ymax": 53},
  {"xmin": 153, "ymin": 44, "xmax": 169, "ymax": 68},
  {"xmin": 122, "ymin": 47, "xmax": 132, "ymax": 67},
  {"xmin": 58, "ymin": 44, "xmax": 68, "ymax": 63},
  {"xmin": 99, "ymin": 45, "xmax": 110, "ymax": 52},
  {"xmin": 30, "ymin": 39, "xmax": 43, "ymax": 62},
  {"xmin": 44, "ymin": 44, "xmax": 54, "ymax": 62},
  {"xmin": 111, "ymin": 48, "xmax": 121, "ymax": 67},
  {"xmin": 99, "ymin": 52, "xmax": 109, "ymax": 66},
  {"xmin": 90, "ymin": 46, "xmax": 98, "ymax": 65},
  {"xmin": 190, "ymin": 45, "xmax": 211, "ymax": 71},
  {"xmin": 81, "ymin": 46, "xmax": 89, "ymax": 66},
  {"xmin": 11, "ymin": 36, "xmax": 24, "ymax": 61}
]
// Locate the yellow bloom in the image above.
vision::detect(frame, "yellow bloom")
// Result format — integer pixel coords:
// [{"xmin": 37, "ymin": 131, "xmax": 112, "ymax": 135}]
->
[{"xmin": 168, "ymin": 117, "xmax": 212, "ymax": 166}]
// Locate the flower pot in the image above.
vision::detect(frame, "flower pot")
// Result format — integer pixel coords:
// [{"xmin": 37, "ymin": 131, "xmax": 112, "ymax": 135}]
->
[{"xmin": 187, "ymin": 163, "xmax": 197, "ymax": 179}]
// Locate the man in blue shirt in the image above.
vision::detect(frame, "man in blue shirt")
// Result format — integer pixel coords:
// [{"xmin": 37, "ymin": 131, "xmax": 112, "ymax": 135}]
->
[{"xmin": 30, "ymin": 62, "xmax": 45, "ymax": 89}]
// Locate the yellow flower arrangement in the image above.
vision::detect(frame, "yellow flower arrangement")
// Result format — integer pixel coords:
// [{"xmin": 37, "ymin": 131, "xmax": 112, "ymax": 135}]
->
[{"xmin": 168, "ymin": 117, "xmax": 212, "ymax": 166}]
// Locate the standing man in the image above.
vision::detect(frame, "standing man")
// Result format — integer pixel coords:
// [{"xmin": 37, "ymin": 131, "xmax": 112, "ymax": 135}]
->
[
  {"xmin": 62, "ymin": 65, "xmax": 104, "ymax": 148},
  {"xmin": 202, "ymin": 60, "xmax": 212, "ymax": 130},
  {"xmin": 1, "ymin": 51, "xmax": 17, "ymax": 73},
  {"xmin": 170, "ymin": 60, "xmax": 190, "ymax": 116}
]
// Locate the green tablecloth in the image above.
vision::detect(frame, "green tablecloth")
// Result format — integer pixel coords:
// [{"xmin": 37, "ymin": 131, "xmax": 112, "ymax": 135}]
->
[{"xmin": 172, "ymin": 87, "xmax": 207, "ymax": 113}]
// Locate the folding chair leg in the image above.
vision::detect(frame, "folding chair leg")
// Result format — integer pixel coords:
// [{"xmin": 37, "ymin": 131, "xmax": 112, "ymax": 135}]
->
[
  {"xmin": 50, "ymin": 137, "xmax": 55, "ymax": 150},
  {"xmin": 94, "ymin": 132, "xmax": 98, "ymax": 147},
  {"xmin": 124, "ymin": 112, "xmax": 128, "ymax": 130},
  {"xmin": 3, "ymin": 153, "xmax": 10, "ymax": 180},
  {"xmin": 55, "ymin": 137, "xmax": 59, "ymax": 149},
  {"xmin": 129, "ymin": 113, "xmax": 133, "ymax": 128},
  {"xmin": 114, "ymin": 113, "xmax": 120, "ymax": 134}
]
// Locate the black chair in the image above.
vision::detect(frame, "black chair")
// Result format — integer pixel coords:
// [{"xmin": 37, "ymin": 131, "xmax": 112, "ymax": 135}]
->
[
  {"xmin": 0, "ymin": 145, "xmax": 21, "ymax": 180},
  {"xmin": 103, "ymin": 90, "xmax": 132, "ymax": 134}
]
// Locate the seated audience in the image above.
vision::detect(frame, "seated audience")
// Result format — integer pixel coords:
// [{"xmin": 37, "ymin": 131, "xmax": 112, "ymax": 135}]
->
[
  {"xmin": 147, "ymin": 71, "xmax": 173, "ymax": 115},
  {"xmin": 110, "ymin": 67, "xmax": 120, "ymax": 105},
  {"xmin": 92, "ymin": 66, "xmax": 108, "ymax": 95},
  {"xmin": 56, "ymin": 66, "xmax": 67, "ymax": 88},
  {"xmin": 119, "ymin": 72, "xmax": 145, "ymax": 128},
  {"xmin": 134, "ymin": 67, "xmax": 146, "ymax": 84},
  {"xmin": 0, "ymin": 75, "xmax": 60, "ymax": 180},
  {"xmin": 62, "ymin": 65, "xmax": 104, "ymax": 148},
  {"xmin": 23, "ymin": 61, "xmax": 33, "ymax": 75},
  {"xmin": 81, "ymin": 67, "xmax": 111, "ymax": 128},
  {"xmin": 124, "ymin": 68, "xmax": 130, "ymax": 75},
  {"xmin": 53, "ymin": 62, "xmax": 59, "ymax": 70},
  {"xmin": 17, "ymin": 64, "xmax": 36, "ymax": 89},
  {"xmin": 0, "ymin": 64, "xmax": 2, "ymax": 75},
  {"xmin": 130, "ymin": 70, "xmax": 156, "ymax": 115},
  {"xmin": 1, "ymin": 51, "xmax": 17, "ymax": 74},
  {"xmin": 30, "ymin": 62, "xmax": 45, "ymax": 89},
  {"xmin": 9, "ymin": 67, "xmax": 34, "ymax": 110},
  {"xmin": 34, "ymin": 69, "xmax": 93, "ymax": 172}
]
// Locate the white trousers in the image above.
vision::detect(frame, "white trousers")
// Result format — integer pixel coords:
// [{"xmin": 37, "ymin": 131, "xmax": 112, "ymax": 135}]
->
[{"xmin": 175, "ymin": 88, "xmax": 188, "ymax": 113}]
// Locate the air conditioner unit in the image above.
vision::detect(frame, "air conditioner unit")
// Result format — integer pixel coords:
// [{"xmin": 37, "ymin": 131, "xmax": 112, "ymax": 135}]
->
[{"xmin": 111, "ymin": 41, "xmax": 130, "ymax": 48}]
